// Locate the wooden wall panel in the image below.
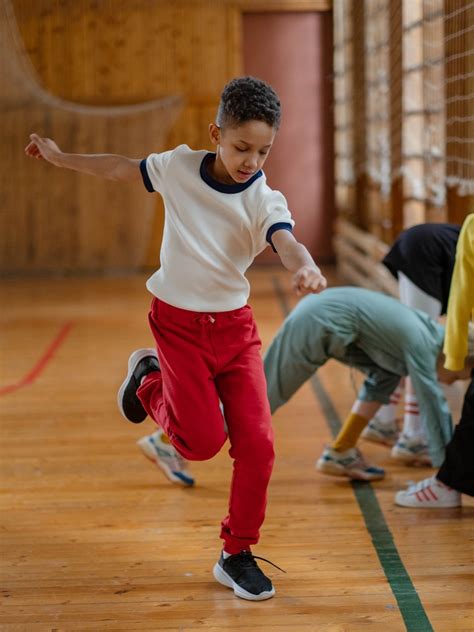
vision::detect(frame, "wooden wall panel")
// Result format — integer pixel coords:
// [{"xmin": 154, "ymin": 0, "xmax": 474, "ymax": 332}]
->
[
  {"xmin": 12, "ymin": 2, "xmax": 225, "ymax": 106},
  {"xmin": 4, "ymin": 0, "xmax": 332, "ymax": 275},
  {"xmin": 1, "ymin": 0, "xmax": 182, "ymax": 275}
]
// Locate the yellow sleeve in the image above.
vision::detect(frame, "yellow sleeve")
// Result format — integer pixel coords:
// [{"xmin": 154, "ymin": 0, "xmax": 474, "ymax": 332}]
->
[{"xmin": 443, "ymin": 214, "xmax": 474, "ymax": 371}]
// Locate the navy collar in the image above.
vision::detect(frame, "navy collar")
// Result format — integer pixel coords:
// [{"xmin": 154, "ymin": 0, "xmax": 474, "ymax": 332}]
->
[{"xmin": 200, "ymin": 153, "xmax": 263, "ymax": 193}]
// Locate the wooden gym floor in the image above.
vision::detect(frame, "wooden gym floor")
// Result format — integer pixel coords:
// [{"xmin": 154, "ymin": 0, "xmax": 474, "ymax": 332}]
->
[{"xmin": 1, "ymin": 267, "xmax": 473, "ymax": 632}]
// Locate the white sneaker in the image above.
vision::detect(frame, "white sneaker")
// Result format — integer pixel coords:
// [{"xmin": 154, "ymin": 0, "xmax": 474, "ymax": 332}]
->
[
  {"xmin": 137, "ymin": 430, "xmax": 195, "ymax": 487},
  {"xmin": 316, "ymin": 446, "xmax": 385, "ymax": 481},
  {"xmin": 391, "ymin": 433, "xmax": 432, "ymax": 466},
  {"xmin": 395, "ymin": 476, "xmax": 461, "ymax": 508},
  {"xmin": 361, "ymin": 416, "xmax": 399, "ymax": 446}
]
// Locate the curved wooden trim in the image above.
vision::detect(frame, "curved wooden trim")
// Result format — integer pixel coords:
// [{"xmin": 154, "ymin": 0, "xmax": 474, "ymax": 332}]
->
[{"xmin": 3, "ymin": 0, "xmax": 182, "ymax": 115}]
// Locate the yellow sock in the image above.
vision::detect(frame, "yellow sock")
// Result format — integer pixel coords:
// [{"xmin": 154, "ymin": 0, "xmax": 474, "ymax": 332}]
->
[
  {"xmin": 331, "ymin": 413, "xmax": 369, "ymax": 452},
  {"xmin": 159, "ymin": 431, "xmax": 171, "ymax": 444}
]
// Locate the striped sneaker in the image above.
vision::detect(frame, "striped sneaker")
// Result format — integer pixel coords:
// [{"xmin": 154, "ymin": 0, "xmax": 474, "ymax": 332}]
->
[
  {"xmin": 395, "ymin": 476, "xmax": 461, "ymax": 508},
  {"xmin": 137, "ymin": 430, "xmax": 194, "ymax": 487},
  {"xmin": 316, "ymin": 446, "xmax": 385, "ymax": 481},
  {"xmin": 361, "ymin": 416, "xmax": 399, "ymax": 446},
  {"xmin": 391, "ymin": 433, "xmax": 432, "ymax": 466}
]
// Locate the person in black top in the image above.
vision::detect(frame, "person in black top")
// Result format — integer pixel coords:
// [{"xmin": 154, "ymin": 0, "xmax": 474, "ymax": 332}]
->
[
  {"xmin": 361, "ymin": 223, "xmax": 461, "ymax": 466},
  {"xmin": 383, "ymin": 223, "xmax": 460, "ymax": 314}
]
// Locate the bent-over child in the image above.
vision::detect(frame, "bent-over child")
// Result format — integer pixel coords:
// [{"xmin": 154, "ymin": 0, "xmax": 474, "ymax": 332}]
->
[
  {"xmin": 362, "ymin": 222, "xmax": 461, "ymax": 466},
  {"xmin": 264, "ymin": 287, "xmax": 472, "ymax": 481}
]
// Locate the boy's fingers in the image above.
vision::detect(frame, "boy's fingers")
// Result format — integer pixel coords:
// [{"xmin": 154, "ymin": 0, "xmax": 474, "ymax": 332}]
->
[
  {"xmin": 29, "ymin": 133, "xmax": 46, "ymax": 148},
  {"xmin": 293, "ymin": 269, "xmax": 327, "ymax": 296},
  {"xmin": 26, "ymin": 144, "xmax": 39, "ymax": 156},
  {"xmin": 303, "ymin": 276, "xmax": 320, "ymax": 290}
]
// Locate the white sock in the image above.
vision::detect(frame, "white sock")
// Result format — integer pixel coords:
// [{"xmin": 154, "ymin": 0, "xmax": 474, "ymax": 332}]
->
[
  {"xmin": 402, "ymin": 394, "xmax": 423, "ymax": 438},
  {"xmin": 223, "ymin": 550, "xmax": 231, "ymax": 559},
  {"xmin": 375, "ymin": 386, "xmax": 403, "ymax": 425}
]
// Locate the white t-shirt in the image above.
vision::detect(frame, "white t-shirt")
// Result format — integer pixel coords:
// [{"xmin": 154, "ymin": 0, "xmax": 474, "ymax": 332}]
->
[{"xmin": 141, "ymin": 144, "xmax": 294, "ymax": 312}]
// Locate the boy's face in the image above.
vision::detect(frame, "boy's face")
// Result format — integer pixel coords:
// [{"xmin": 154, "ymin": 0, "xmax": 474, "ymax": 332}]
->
[{"xmin": 208, "ymin": 120, "xmax": 276, "ymax": 185}]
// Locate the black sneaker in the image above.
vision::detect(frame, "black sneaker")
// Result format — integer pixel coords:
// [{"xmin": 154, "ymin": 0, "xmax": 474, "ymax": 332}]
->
[
  {"xmin": 117, "ymin": 348, "xmax": 160, "ymax": 423},
  {"xmin": 213, "ymin": 550, "xmax": 281, "ymax": 601}
]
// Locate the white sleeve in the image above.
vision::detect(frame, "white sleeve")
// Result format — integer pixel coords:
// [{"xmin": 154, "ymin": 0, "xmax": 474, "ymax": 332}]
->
[
  {"xmin": 258, "ymin": 189, "xmax": 295, "ymax": 249},
  {"xmin": 259, "ymin": 189, "xmax": 294, "ymax": 233},
  {"xmin": 140, "ymin": 150, "xmax": 174, "ymax": 193}
]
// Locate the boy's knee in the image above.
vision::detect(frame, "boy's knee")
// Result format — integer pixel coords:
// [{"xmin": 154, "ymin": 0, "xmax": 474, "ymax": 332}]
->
[
  {"xmin": 230, "ymin": 431, "xmax": 275, "ymax": 469},
  {"xmin": 178, "ymin": 433, "xmax": 227, "ymax": 462}
]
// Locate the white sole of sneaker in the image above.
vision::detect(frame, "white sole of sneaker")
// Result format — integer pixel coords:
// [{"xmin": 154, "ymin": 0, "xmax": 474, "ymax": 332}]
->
[
  {"xmin": 394, "ymin": 493, "xmax": 461, "ymax": 508},
  {"xmin": 361, "ymin": 431, "xmax": 398, "ymax": 447},
  {"xmin": 316, "ymin": 459, "xmax": 385, "ymax": 482},
  {"xmin": 212, "ymin": 562, "xmax": 275, "ymax": 601},
  {"xmin": 137, "ymin": 437, "xmax": 194, "ymax": 487},
  {"xmin": 316, "ymin": 459, "xmax": 346, "ymax": 477},
  {"xmin": 391, "ymin": 449, "xmax": 432, "ymax": 467},
  {"xmin": 117, "ymin": 348, "xmax": 157, "ymax": 421}
]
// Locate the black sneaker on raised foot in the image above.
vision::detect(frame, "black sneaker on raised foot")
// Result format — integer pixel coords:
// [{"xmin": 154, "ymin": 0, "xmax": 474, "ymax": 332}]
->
[
  {"xmin": 117, "ymin": 348, "xmax": 160, "ymax": 423},
  {"xmin": 213, "ymin": 550, "xmax": 280, "ymax": 601}
]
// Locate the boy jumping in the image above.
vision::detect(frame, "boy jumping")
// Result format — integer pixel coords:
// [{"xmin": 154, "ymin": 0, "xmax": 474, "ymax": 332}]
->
[{"xmin": 25, "ymin": 77, "xmax": 327, "ymax": 600}]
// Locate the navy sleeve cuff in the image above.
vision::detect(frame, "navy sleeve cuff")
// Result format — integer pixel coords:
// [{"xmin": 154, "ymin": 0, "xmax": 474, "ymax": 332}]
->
[
  {"xmin": 140, "ymin": 159, "xmax": 155, "ymax": 192},
  {"xmin": 266, "ymin": 222, "xmax": 293, "ymax": 253}
]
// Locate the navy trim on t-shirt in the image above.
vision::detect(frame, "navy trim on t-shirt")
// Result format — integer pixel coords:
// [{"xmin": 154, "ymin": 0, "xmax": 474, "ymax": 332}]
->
[
  {"xmin": 200, "ymin": 153, "xmax": 263, "ymax": 193},
  {"xmin": 266, "ymin": 222, "xmax": 293, "ymax": 253},
  {"xmin": 140, "ymin": 159, "xmax": 155, "ymax": 192}
]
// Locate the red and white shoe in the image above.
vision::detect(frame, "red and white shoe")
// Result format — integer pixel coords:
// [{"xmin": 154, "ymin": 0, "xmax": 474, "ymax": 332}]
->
[{"xmin": 395, "ymin": 476, "xmax": 461, "ymax": 508}]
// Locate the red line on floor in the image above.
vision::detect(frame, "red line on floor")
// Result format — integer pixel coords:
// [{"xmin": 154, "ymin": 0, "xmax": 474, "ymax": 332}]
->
[{"xmin": 0, "ymin": 322, "xmax": 74, "ymax": 396}]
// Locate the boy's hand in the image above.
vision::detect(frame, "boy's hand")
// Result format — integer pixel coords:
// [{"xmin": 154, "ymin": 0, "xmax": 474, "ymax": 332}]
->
[
  {"xmin": 437, "ymin": 364, "xmax": 471, "ymax": 384},
  {"xmin": 292, "ymin": 265, "xmax": 327, "ymax": 296},
  {"xmin": 25, "ymin": 134, "xmax": 63, "ymax": 167}
]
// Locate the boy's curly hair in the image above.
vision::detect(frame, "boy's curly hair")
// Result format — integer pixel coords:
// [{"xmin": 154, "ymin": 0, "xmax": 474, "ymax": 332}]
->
[{"xmin": 216, "ymin": 76, "xmax": 281, "ymax": 130}]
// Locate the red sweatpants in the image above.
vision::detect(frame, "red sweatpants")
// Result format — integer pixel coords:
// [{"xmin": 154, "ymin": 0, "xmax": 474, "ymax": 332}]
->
[{"xmin": 137, "ymin": 298, "xmax": 275, "ymax": 554}]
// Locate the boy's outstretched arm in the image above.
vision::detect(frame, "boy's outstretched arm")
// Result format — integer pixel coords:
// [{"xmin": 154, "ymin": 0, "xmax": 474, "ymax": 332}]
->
[
  {"xmin": 24, "ymin": 133, "xmax": 142, "ymax": 182},
  {"xmin": 272, "ymin": 229, "xmax": 327, "ymax": 295}
]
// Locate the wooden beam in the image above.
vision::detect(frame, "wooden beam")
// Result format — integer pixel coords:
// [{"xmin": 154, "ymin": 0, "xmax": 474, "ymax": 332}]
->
[
  {"xmin": 231, "ymin": 0, "xmax": 332, "ymax": 11},
  {"xmin": 334, "ymin": 218, "xmax": 399, "ymax": 297}
]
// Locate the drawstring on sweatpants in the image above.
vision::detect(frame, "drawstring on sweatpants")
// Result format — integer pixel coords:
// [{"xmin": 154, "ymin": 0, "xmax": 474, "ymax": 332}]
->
[{"xmin": 195, "ymin": 314, "xmax": 215, "ymax": 325}]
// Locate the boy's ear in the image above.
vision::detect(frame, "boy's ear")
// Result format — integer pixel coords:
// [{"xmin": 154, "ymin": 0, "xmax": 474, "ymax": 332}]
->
[{"xmin": 209, "ymin": 123, "xmax": 220, "ymax": 146}]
